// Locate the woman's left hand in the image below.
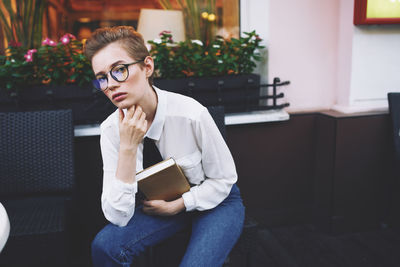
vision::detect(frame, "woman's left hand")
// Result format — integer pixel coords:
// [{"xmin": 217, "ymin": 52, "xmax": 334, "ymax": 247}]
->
[{"xmin": 142, "ymin": 198, "xmax": 185, "ymax": 216}]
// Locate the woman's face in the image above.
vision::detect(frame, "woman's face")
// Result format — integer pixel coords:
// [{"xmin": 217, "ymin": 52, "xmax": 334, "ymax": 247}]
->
[{"xmin": 91, "ymin": 42, "xmax": 153, "ymax": 109}]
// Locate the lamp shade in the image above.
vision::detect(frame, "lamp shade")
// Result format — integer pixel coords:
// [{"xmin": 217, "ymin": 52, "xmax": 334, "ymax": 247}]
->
[{"xmin": 137, "ymin": 9, "xmax": 185, "ymax": 43}]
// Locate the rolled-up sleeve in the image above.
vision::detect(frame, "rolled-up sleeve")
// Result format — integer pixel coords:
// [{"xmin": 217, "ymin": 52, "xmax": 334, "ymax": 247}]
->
[
  {"xmin": 100, "ymin": 124, "xmax": 137, "ymax": 227},
  {"xmin": 182, "ymin": 108, "xmax": 237, "ymax": 211}
]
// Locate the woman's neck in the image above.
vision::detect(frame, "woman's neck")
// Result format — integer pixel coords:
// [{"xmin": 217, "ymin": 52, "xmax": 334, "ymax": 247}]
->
[{"xmin": 140, "ymin": 85, "xmax": 158, "ymax": 129}]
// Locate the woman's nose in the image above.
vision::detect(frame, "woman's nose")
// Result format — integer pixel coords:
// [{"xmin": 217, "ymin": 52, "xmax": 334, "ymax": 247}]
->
[{"xmin": 107, "ymin": 74, "xmax": 119, "ymax": 90}]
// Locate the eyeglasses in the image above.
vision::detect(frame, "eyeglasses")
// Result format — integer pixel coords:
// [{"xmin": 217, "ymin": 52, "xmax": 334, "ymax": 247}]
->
[{"xmin": 93, "ymin": 59, "xmax": 144, "ymax": 91}]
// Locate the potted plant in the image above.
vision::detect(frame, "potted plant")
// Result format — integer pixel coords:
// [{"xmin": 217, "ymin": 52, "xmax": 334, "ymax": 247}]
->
[
  {"xmin": 0, "ymin": 0, "xmax": 116, "ymax": 125},
  {"xmin": 0, "ymin": 35, "xmax": 115, "ymax": 125},
  {"xmin": 149, "ymin": 30, "xmax": 265, "ymax": 113}
]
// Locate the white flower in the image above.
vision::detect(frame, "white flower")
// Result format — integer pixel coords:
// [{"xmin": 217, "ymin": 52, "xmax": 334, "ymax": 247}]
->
[
  {"xmin": 153, "ymin": 38, "xmax": 162, "ymax": 44},
  {"xmin": 218, "ymin": 60, "xmax": 223, "ymax": 64},
  {"xmin": 213, "ymin": 44, "xmax": 220, "ymax": 48},
  {"xmin": 191, "ymin": 40, "xmax": 203, "ymax": 46},
  {"xmin": 145, "ymin": 44, "xmax": 152, "ymax": 51},
  {"xmin": 11, "ymin": 59, "xmax": 15, "ymax": 63}
]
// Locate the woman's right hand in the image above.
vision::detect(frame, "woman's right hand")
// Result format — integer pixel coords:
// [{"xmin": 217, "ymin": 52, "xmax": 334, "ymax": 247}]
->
[{"xmin": 118, "ymin": 106, "xmax": 147, "ymax": 151}]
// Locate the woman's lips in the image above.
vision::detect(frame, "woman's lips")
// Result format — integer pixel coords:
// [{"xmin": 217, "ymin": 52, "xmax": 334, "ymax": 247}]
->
[{"xmin": 112, "ymin": 92, "xmax": 127, "ymax": 102}]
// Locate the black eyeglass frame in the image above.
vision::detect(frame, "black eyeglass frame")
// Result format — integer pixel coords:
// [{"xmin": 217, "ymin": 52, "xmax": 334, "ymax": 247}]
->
[{"xmin": 94, "ymin": 59, "xmax": 145, "ymax": 91}]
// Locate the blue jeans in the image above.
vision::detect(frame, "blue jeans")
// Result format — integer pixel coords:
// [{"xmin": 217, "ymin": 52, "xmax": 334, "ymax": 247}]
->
[{"xmin": 92, "ymin": 184, "xmax": 245, "ymax": 267}]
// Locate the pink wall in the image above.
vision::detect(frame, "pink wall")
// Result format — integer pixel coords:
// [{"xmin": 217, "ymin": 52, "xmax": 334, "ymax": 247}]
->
[
  {"xmin": 268, "ymin": 0, "xmax": 340, "ymax": 112},
  {"xmin": 335, "ymin": 0, "xmax": 354, "ymax": 109}
]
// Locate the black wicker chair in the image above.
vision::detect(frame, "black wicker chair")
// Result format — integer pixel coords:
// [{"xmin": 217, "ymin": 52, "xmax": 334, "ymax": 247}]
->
[{"xmin": 0, "ymin": 110, "xmax": 74, "ymax": 267}]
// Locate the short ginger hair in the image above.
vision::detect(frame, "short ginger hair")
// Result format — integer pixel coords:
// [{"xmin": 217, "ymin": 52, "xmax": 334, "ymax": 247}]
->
[{"xmin": 84, "ymin": 26, "xmax": 153, "ymax": 86}]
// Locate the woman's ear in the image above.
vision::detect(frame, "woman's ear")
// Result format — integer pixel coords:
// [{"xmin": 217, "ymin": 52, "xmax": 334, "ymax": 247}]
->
[{"xmin": 143, "ymin": 56, "xmax": 154, "ymax": 78}]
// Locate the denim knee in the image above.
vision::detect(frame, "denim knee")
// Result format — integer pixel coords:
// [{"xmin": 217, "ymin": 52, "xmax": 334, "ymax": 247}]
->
[
  {"xmin": 92, "ymin": 224, "xmax": 152, "ymax": 267},
  {"xmin": 91, "ymin": 228, "xmax": 129, "ymax": 266},
  {"xmin": 92, "ymin": 232, "xmax": 111, "ymax": 260}
]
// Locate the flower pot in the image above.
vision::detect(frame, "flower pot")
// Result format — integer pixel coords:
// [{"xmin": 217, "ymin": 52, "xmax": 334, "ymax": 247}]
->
[
  {"xmin": 154, "ymin": 73, "xmax": 261, "ymax": 113},
  {"xmin": 0, "ymin": 84, "xmax": 115, "ymax": 125}
]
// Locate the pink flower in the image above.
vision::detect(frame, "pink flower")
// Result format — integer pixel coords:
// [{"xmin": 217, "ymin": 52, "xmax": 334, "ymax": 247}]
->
[
  {"xmin": 67, "ymin": 33, "xmax": 76, "ymax": 39},
  {"xmin": 24, "ymin": 54, "xmax": 33, "ymax": 62},
  {"xmin": 60, "ymin": 35, "xmax": 70, "ymax": 45},
  {"xmin": 24, "ymin": 49, "xmax": 37, "ymax": 62},
  {"xmin": 60, "ymin": 33, "xmax": 76, "ymax": 45},
  {"xmin": 9, "ymin": 40, "xmax": 22, "ymax": 47},
  {"xmin": 159, "ymin": 30, "xmax": 171, "ymax": 36},
  {"xmin": 42, "ymin": 38, "xmax": 57, "ymax": 46},
  {"xmin": 28, "ymin": 49, "xmax": 37, "ymax": 54}
]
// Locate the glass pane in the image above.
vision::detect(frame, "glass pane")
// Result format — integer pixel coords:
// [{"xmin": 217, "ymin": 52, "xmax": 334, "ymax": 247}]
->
[
  {"xmin": 40, "ymin": 0, "xmax": 236, "ymax": 42},
  {"xmin": 1, "ymin": 0, "xmax": 239, "ymax": 52}
]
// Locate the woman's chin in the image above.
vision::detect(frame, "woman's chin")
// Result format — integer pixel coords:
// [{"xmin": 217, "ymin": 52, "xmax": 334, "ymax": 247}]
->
[{"xmin": 115, "ymin": 102, "xmax": 133, "ymax": 110}]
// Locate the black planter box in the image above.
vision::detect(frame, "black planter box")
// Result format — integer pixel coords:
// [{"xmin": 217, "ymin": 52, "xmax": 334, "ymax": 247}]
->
[
  {"xmin": 0, "ymin": 73, "xmax": 261, "ymax": 125},
  {"xmin": 0, "ymin": 85, "xmax": 115, "ymax": 125},
  {"xmin": 154, "ymin": 74, "xmax": 261, "ymax": 113}
]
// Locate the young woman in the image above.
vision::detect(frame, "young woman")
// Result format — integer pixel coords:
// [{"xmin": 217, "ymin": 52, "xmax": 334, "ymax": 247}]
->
[{"xmin": 85, "ymin": 26, "xmax": 245, "ymax": 267}]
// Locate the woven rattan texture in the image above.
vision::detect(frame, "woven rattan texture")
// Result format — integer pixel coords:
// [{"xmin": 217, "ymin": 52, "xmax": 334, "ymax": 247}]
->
[
  {"xmin": 0, "ymin": 110, "xmax": 74, "ymax": 196},
  {"xmin": 3, "ymin": 196, "xmax": 67, "ymax": 236}
]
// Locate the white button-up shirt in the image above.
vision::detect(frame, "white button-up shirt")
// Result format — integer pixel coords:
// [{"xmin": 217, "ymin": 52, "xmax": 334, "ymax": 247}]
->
[{"xmin": 100, "ymin": 87, "xmax": 237, "ymax": 226}]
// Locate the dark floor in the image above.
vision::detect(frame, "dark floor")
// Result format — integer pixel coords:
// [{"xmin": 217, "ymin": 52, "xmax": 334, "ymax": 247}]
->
[
  {"xmin": 3, "ymin": 223, "xmax": 400, "ymax": 267},
  {"xmin": 225, "ymin": 224, "xmax": 400, "ymax": 267},
  {"xmin": 70, "ymin": 223, "xmax": 400, "ymax": 267}
]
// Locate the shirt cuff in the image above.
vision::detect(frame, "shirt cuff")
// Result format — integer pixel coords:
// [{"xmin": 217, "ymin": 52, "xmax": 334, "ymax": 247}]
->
[
  {"xmin": 111, "ymin": 178, "xmax": 138, "ymax": 195},
  {"xmin": 182, "ymin": 191, "xmax": 196, "ymax": 211}
]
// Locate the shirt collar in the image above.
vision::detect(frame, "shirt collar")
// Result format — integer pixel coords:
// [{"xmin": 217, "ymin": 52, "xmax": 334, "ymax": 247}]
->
[{"xmin": 144, "ymin": 86, "xmax": 166, "ymax": 141}]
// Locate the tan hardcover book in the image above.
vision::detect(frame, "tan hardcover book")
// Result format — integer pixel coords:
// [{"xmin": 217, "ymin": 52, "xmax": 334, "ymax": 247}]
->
[{"xmin": 136, "ymin": 158, "xmax": 190, "ymax": 201}]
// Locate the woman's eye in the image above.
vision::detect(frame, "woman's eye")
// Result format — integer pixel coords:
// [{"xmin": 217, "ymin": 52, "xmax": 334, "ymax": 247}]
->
[
  {"xmin": 97, "ymin": 76, "xmax": 107, "ymax": 82},
  {"xmin": 114, "ymin": 66, "xmax": 125, "ymax": 73}
]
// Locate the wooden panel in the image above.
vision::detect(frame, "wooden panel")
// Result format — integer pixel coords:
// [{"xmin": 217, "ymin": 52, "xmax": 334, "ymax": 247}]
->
[
  {"xmin": 221, "ymin": 0, "xmax": 239, "ymax": 38},
  {"xmin": 0, "ymin": 25, "xmax": 4, "ymax": 54},
  {"xmin": 333, "ymin": 115, "xmax": 394, "ymax": 233},
  {"xmin": 68, "ymin": 11, "xmax": 141, "ymax": 22},
  {"xmin": 313, "ymin": 114, "xmax": 337, "ymax": 232},
  {"xmin": 226, "ymin": 114, "xmax": 317, "ymax": 226},
  {"xmin": 67, "ymin": 0, "xmax": 160, "ymax": 12},
  {"xmin": 48, "ymin": 5, "xmax": 60, "ymax": 39}
]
